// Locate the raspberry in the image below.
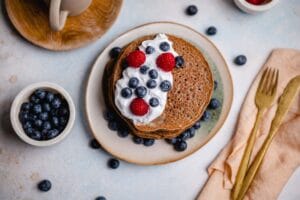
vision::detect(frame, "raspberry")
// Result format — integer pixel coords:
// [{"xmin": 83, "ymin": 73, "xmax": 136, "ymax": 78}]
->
[
  {"xmin": 246, "ymin": 0, "xmax": 264, "ymax": 5},
  {"xmin": 130, "ymin": 98, "xmax": 149, "ymax": 116},
  {"xmin": 126, "ymin": 50, "xmax": 146, "ymax": 68},
  {"xmin": 156, "ymin": 53, "xmax": 175, "ymax": 72}
]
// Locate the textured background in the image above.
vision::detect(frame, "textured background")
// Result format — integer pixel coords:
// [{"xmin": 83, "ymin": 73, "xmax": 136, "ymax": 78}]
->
[{"xmin": 0, "ymin": 0, "xmax": 299, "ymax": 199}]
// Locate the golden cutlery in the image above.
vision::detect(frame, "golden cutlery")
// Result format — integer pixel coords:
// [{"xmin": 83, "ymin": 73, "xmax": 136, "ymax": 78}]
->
[
  {"xmin": 232, "ymin": 68, "xmax": 279, "ymax": 200},
  {"xmin": 237, "ymin": 75, "xmax": 300, "ymax": 200}
]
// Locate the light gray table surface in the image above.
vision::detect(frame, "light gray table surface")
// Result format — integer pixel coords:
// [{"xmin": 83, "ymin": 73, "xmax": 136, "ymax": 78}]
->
[{"xmin": 0, "ymin": 0, "xmax": 299, "ymax": 199}]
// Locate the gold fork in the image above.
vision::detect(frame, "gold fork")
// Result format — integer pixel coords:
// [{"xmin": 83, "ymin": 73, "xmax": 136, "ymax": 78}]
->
[{"xmin": 232, "ymin": 68, "xmax": 279, "ymax": 200}]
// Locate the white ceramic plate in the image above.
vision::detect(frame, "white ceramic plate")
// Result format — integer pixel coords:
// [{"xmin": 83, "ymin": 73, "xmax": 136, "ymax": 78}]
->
[{"xmin": 85, "ymin": 22, "xmax": 233, "ymax": 165}]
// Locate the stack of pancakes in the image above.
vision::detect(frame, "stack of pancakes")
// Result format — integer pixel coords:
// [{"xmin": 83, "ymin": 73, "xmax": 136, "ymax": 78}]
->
[{"xmin": 103, "ymin": 34, "xmax": 214, "ymax": 139}]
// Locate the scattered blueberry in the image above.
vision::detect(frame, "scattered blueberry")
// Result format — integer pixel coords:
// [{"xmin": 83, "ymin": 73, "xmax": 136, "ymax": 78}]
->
[
  {"xmin": 146, "ymin": 79, "xmax": 157, "ymax": 89},
  {"xmin": 33, "ymin": 104, "xmax": 42, "ymax": 114},
  {"xmin": 128, "ymin": 77, "xmax": 139, "ymax": 89},
  {"xmin": 46, "ymin": 92, "xmax": 55, "ymax": 102},
  {"xmin": 159, "ymin": 42, "xmax": 170, "ymax": 51},
  {"xmin": 209, "ymin": 98, "xmax": 220, "ymax": 109},
  {"xmin": 34, "ymin": 89, "xmax": 46, "ymax": 100},
  {"xmin": 165, "ymin": 138, "xmax": 177, "ymax": 145},
  {"xmin": 139, "ymin": 65, "xmax": 149, "ymax": 74},
  {"xmin": 37, "ymin": 180, "xmax": 51, "ymax": 192},
  {"xmin": 34, "ymin": 119, "xmax": 43, "ymax": 128},
  {"xmin": 160, "ymin": 80, "xmax": 172, "ymax": 92},
  {"xmin": 133, "ymin": 136, "xmax": 143, "ymax": 144},
  {"xmin": 148, "ymin": 69, "xmax": 158, "ymax": 79},
  {"xmin": 193, "ymin": 120, "xmax": 201, "ymax": 129},
  {"xmin": 121, "ymin": 87, "xmax": 132, "ymax": 98},
  {"xmin": 206, "ymin": 26, "xmax": 217, "ymax": 36},
  {"xmin": 135, "ymin": 86, "xmax": 147, "ymax": 98},
  {"xmin": 109, "ymin": 47, "xmax": 122, "ymax": 59},
  {"xmin": 46, "ymin": 129, "xmax": 59, "ymax": 139},
  {"xmin": 188, "ymin": 127, "xmax": 196, "ymax": 138},
  {"xmin": 214, "ymin": 80, "xmax": 218, "ymax": 90},
  {"xmin": 108, "ymin": 158, "xmax": 120, "ymax": 169},
  {"xmin": 90, "ymin": 138, "xmax": 101, "ymax": 149},
  {"xmin": 145, "ymin": 46, "xmax": 155, "ymax": 54},
  {"xmin": 21, "ymin": 102, "xmax": 31, "ymax": 111},
  {"xmin": 175, "ymin": 56, "xmax": 185, "ymax": 68},
  {"xmin": 178, "ymin": 131, "xmax": 190, "ymax": 141},
  {"xmin": 104, "ymin": 111, "xmax": 115, "ymax": 121},
  {"xmin": 117, "ymin": 129, "xmax": 129, "ymax": 138},
  {"xmin": 39, "ymin": 112, "xmax": 49, "ymax": 121},
  {"xmin": 234, "ymin": 55, "xmax": 247, "ymax": 66},
  {"xmin": 95, "ymin": 196, "xmax": 106, "ymax": 200},
  {"xmin": 143, "ymin": 138, "xmax": 155, "ymax": 146},
  {"xmin": 201, "ymin": 111, "xmax": 210, "ymax": 121},
  {"xmin": 108, "ymin": 121, "xmax": 118, "ymax": 131},
  {"xmin": 51, "ymin": 98, "xmax": 61, "ymax": 109},
  {"xmin": 174, "ymin": 140, "xmax": 187, "ymax": 152},
  {"xmin": 42, "ymin": 121, "xmax": 51, "ymax": 130},
  {"xmin": 186, "ymin": 5, "xmax": 198, "ymax": 16},
  {"xmin": 149, "ymin": 98, "xmax": 159, "ymax": 107}
]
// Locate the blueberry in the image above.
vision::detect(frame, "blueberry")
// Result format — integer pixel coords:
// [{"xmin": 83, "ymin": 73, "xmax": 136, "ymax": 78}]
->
[
  {"xmin": 188, "ymin": 127, "xmax": 196, "ymax": 138},
  {"xmin": 174, "ymin": 140, "xmax": 187, "ymax": 152},
  {"xmin": 117, "ymin": 129, "xmax": 129, "ymax": 138},
  {"xmin": 21, "ymin": 102, "xmax": 32, "ymax": 111},
  {"xmin": 165, "ymin": 138, "xmax": 177, "ymax": 145},
  {"xmin": 34, "ymin": 89, "xmax": 46, "ymax": 100},
  {"xmin": 160, "ymin": 80, "xmax": 172, "ymax": 92},
  {"xmin": 149, "ymin": 98, "xmax": 159, "ymax": 107},
  {"xmin": 33, "ymin": 104, "xmax": 42, "ymax": 114},
  {"xmin": 128, "ymin": 77, "xmax": 139, "ymax": 89},
  {"xmin": 90, "ymin": 139, "xmax": 101, "ymax": 149},
  {"xmin": 51, "ymin": 117, "xmax": 59, "ymax": 127},
  {"xmin": 193, "ymin": 120, "xmax": 201, "ymax": 129},
  {"xmin": 19, "ymin": 112, "xmax": 30, "ymax": 123},
  {"xmin": 50, "ymin": 109, "xmax": 58, "ymax": 117},
  {"xmin": 121, "ymin": 87, "xmax": 132, "ymax": 98},
  {"xmin": 95, "ymin": 196, "xmax": 106, "ymax": 200},
  {"xmin": 46, "ymin": 129, "xmax": 59, "ymax": 139},
  {"xmin": 133, "ymin": 136, "xmax": 143, "ymax": 144},
  {"xmin": 23, "ymin": 121, "xmax": 32, "ymax": 129},
  {"xmin": 103, "ymin": 111, "xmax": 115, "ymax": 121},
  {"xmin": 58, "ymin": 107, "xmax": 69, "ymax": 116},
  {"xmin": 109, "ymin": 47, "xmax": 122, "ymax": 59},
  {"xmin": 175, "ymin": 56, "xmax": 185, "ymax": 68},
  {"xmin": 51, "ymin": 98, "xmax": 61, "ymax": 109},
  {"xmin": 59, "ymin": 117, "xmax": 68, "ymax": 127},
  {"xmin": 37, "ymin": 180, "xmax": 51, "ymax": 192},
  {"xmin": 159, "ymin": 42, "xmax": 170, "ymax": 51},
  {"xmin": 214, "ymin": 80, "xmax": 218, "ymax": 90},
  {"xmin": 234, "ymin": 55, "xmax": 247, "ymax": 66},
  {"xmin": 39, "ymin": 112, "xmax": 49, "ymax": 121},
  {"xmin": 178, "ymin": 131, "xmax": 190, "ymax": 141},
  {"xmin": 30, "ymin": 95, "xmax": 40, "ymax": 104},
  {"xmin": 146, "ymin": 79, "xmax": 157, "ymax": 89},
  {"xmin": 29, "ymin": 130, "xmax": 42, "ymax": 140},
  {"xmin": 24, "ymin": 127, "xmax": 34, "ymax": 135},
  {"xmin": 143, "ymin": 138, "xmax": 155, "ymax": 146},
  {"xmin": 108, "ymin": 121, "xmax": 118, "ymax": 131},
  {"xmin": 108, "ymin": 158, "xmax": 120, "ymax": 169},
  {"xmin": 206, "ymin": 26, "xmax": 217, "ymax": 36},
  {"xmin": 46, "ymin": 92, "xmax": 55, "ymax": 102},
  {"xmin": 148, "ymin": 69, "xmax": 158, "ymax": 79},
  {"xmin": 145, "ymin": 46, "xmax": 155, "ymax": 54},
  {"xmin": 42, "ymin": 121, "xmax": 51, "ymax": 130},
  {"xmin": 139, "ymin": 65, "xmax": 149, "ymax": 74},
  {"xmin": 34, "ymin": 119, "xmax": 43, "ymax": 128},
  {"xmin": 42, "ymin": 103, "xmax": 51, "ymax": 112},
  {"xmin": 135, "ymin": 86, "xmax": 147, "ymax": 98},
  {"xmin": 209, "ymin": 98, "xmax": 220, "ymax": 109},
  {"xmin": 201, "ymin": 111, "xmax": 210, "ymax": 121},
  {"xmin": 186, "ymin": 5, "xmax": 198, "ymax": 16}
]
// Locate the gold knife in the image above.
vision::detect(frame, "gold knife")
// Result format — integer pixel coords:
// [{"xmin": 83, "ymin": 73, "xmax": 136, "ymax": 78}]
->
[{"xmin": 236, "ymin": 75, "xmax": 300, "ymax": 200}]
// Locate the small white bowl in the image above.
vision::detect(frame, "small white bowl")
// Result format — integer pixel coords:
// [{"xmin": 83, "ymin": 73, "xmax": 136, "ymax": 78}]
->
[
  {"xmin": 10, "ymin": 82, "xmax": 76, "ymax": 147},
  {"xmin": 234, "ymin": 0, "xmax": 279, "ymax": 14}
]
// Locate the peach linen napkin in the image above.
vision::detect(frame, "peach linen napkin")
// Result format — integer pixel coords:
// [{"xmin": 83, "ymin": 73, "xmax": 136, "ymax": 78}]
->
[{"xmin": 198, "ymin": 49, "xmax": 300, "ymax": 200}]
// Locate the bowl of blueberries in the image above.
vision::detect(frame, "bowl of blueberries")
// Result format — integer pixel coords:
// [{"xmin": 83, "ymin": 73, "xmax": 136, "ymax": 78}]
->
[{"xmin": 10, "ymin": 82, "xmax": 75, "ymax": 147}]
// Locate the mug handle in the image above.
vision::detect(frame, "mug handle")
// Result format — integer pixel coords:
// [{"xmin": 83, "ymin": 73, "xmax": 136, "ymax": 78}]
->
[{"xmin": 49, "ymin": 0, "xmax": 69, "ymax": 31}]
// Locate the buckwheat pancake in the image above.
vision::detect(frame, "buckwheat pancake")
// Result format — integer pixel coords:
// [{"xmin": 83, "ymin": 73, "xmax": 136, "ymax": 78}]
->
[{"xmin": 104, "ymin": 34, "xmax": 213, "ymax": 139}]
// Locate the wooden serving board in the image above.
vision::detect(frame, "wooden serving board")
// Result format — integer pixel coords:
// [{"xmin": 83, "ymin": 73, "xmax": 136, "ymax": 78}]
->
[{"xmin": 5, "ymin": 0, "xmax": 122, "ymax": 51}]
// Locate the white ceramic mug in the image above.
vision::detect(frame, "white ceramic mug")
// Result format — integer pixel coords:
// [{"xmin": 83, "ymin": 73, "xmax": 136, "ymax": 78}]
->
[{"xmin": 44, "ymin": 0, "xmax": 92, "ymax": 31}]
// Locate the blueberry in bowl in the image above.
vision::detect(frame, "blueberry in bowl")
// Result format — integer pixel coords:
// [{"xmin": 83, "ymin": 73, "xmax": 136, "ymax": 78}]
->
[{"xmin": 10, "ymin": 82, "xmax": 75, "ymax": 147}]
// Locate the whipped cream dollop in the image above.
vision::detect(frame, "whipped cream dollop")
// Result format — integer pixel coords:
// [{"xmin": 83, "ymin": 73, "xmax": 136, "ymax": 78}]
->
[{"xmin": 115, "ymin": 34, "xmax": 178, "ymax": 124}]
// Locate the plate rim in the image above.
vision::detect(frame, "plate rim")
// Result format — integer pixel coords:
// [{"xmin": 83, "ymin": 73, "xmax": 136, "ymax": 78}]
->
[{"xmin": 85, "ymin": 21, "xmax": 234, "ymax": 165}]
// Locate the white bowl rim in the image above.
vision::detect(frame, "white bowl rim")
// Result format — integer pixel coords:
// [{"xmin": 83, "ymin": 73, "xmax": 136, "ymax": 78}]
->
[
  {"xmin": 235, "ymin": 0, "xmax": 279, "ymax": 12},
  {"xmin": 10, "ymin": 82, "xmax": 76, "ymax": 147}
]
